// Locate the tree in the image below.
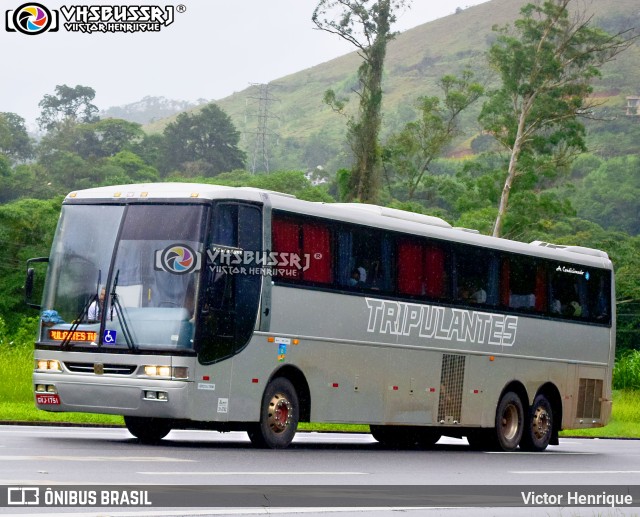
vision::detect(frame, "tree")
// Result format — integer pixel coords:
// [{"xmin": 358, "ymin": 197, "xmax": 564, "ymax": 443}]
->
[
  {"xmin": 88, "ymin": 119, "xmax": 144, "ymax": 158},
  {"xmin": 479, "ymin": 0, "xmax": 635, "ymax": 237},
  {"xmin": 162, "ymin": 103, "xmax": 246, "ymax": 176},
  {"xmin": 313, "ymin": 0, "xmax": 407, "ymax": 203},
  {"xmin": 37, "ymin": 84, "xmax": 99, "ymax": 132},
  {"xmin": 38, "ymin": 118, "xmax": 143, "ymax": 161},
  {"xmin": 0, "ymin": 112, "xmax": 33, "ymax": 162},
  {"xmin": 572, "ymin": 155, "xmax": 640, "ymax": 235},
  {"xmin": 383, "ymin": 71, "xmax": 483, "ymax": 199},
  {"xmin": 0, "ymin": 198, "xmax": 61, "ymax": 329}
]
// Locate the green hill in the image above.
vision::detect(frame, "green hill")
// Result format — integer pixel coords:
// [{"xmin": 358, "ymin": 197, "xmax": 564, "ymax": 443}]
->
[{"xmin": 146, "ymin": 0, "xmax": 640, "ymax": 171}]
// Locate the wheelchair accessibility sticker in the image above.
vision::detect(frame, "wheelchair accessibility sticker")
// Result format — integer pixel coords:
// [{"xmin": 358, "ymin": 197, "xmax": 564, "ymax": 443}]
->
[{"xmin": 103, "ymin": 330, "xmax": 117, "ymax": 344}]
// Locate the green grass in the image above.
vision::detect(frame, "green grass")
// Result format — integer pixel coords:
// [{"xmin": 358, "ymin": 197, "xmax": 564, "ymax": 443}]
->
[
  {"xmin": 561, "ymin": 390, "xmax": 640, "ymax": 438},
  {"xmin": 614, "ymin": 351, "xmax": 640, "ymax": 390},
  {"xmin": 3, "ymin": 343, "xmax": 33, "ymax": 403},
  {"xmin": 2, "ymin": 343, "xmax": 639, "ymax": 438}
]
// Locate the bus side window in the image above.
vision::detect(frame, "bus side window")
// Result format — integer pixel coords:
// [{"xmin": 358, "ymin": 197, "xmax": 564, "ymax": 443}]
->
[
  {"xmin": 336, "ymin": 228, "xmax": 354, "ymax": 287},
  {"xmin": 425, "ymin": 246, "xmax": 446, "ymax": 299},
  {"xmin": 302, "ymin": 222, "xmax": 332, "ymax": 284},
  {"xmin": 550, "ymin": 266, "xmax": 587, "ymax": 319},
  {"xmin": 198, "ymin": 203, "xmax": 262, "ymax": 364},
  {"xmin": 454, "ymin": 247, "xmax": 491, "ymax": 305},
  {"xmin": 588, "ymin": 271, "xmax": 611, "ymax": 323},
  {"xmin": 397, "ymin": 240, "xmax": 423, "ymax": 296},
  {"xmin": 397, "ymin": 239, "xmax": 447, "ymax": 300},
  {"xmin": 502, "ymin": 256, "xmax": 540, "ymax": 311},
  {"xmin": 271, "ymin": 216, "xmax": 333, "ymax": 284},
  {"xmin": 272, "ymin": 217, "xmax": 302, "ymax": 281}
]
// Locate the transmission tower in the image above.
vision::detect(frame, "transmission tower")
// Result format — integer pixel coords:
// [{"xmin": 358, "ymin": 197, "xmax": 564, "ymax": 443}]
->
[{"xmin": 245, "ymin": 83, "xmax": 279, "ymax": 173}]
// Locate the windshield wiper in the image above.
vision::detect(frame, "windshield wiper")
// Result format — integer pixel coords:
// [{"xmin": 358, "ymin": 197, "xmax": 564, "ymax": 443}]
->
[
  {"xmin": 61, "ymin": 270, "xmax": 101, "ymax": 351},
  {"xmin": 107, "ymin": 269, "xmax": 137, "ymax": 352}
]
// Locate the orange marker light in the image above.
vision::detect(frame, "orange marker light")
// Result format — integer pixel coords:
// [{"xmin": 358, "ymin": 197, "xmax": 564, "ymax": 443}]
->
[{"xmin": 267, "ymin": 337, "xmax": 275, "ymax": 343}]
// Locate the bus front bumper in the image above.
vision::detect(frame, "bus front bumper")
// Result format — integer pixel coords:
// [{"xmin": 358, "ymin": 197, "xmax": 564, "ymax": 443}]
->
[{"xmin": 33, "ymin": 372, "xmax": 192, "ymax": 419}]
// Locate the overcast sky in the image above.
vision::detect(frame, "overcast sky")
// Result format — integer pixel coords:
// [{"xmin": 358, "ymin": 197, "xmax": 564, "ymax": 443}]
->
[{"xmin": 1, "ymin": 0, "xmax": 489, "ymax": 128}]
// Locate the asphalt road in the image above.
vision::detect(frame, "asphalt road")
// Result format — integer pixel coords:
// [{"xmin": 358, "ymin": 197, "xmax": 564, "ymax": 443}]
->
[{"xmin": 1, "ymin": 425, "xmax": 639, "ymax": 516}]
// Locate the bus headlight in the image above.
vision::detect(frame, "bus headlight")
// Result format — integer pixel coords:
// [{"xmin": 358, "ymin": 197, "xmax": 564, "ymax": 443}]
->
[
  {"xmin": 143, "ymin": 365, "xmax": 189, "ymax": 380},
  {"xmin": 35, "ymin": 359, "xmax": 62, "ymax": 372}
]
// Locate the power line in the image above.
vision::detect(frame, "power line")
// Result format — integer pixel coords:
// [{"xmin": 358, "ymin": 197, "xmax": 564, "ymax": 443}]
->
[{"xmin": 244, "ymin": 83, "xmax": 280, "ymax": 174}]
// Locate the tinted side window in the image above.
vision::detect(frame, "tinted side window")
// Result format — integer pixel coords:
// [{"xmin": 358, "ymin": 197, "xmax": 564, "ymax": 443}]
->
[
  {"xmin": 453, "ymin": 246, "xmax": 497, "ymax": 307},
  {"xmin": 501, "ymin": 255, "xmax": 546, "ymax": 313},
  {"xmin": 336, "ymin": 226, "xmax": 392, "ymax": 292},
  {"xmin": 198, "ymin": 203, "xmax": 262, "ymax": 364},
  {"xmin": 271, "ymin": 215, "xmax": 333, "ymax": 284},
  {"xmin": 397, "ymin": 238, "xmax": 448, "ymax": 300},
  {"xmin": 549, "ymin": 265, "xmax": 611, "ymax": 323}
]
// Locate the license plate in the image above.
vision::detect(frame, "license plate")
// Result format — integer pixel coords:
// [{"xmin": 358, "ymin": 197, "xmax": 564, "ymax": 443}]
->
[{"xmin": 36, "ymin": 394, "xmax": 60, "ymax": 405}]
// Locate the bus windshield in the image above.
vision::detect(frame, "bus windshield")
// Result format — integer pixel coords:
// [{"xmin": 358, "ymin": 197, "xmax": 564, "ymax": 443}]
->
[{"xmin": 40, "ymin": 203, "xmax": 206, "ymax": 351}]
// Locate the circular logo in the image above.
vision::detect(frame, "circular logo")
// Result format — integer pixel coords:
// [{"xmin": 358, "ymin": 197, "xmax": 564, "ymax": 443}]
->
[
  {"xmin": 161, "ymin": 244, "xmax": 198, "ymax": 275},
  {"xmin": 12, "ymin": 3, "xmax": 53, "ymax": 35}
]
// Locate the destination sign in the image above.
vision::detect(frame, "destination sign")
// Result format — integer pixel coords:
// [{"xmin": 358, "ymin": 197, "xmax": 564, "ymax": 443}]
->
[{"xmin": 48, "ymin": 330, "xmax": 97, "ymax": 342}]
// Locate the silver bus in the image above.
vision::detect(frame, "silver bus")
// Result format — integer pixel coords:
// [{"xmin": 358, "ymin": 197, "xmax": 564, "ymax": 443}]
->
[{"xmin": 28, "ymin": 183, "xmax": 615, "ymax": 451}]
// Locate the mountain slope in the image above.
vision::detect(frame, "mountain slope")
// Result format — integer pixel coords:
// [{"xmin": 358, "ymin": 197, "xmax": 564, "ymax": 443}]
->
[{"xmin": 146, "ymin": 0, "xmax": 640, "ymax": 167}]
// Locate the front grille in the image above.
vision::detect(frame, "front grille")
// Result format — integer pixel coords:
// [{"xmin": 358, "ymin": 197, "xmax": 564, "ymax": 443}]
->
[{"xmin": 64, "ymin": 362, "xmax": 137, "ymax": 375}]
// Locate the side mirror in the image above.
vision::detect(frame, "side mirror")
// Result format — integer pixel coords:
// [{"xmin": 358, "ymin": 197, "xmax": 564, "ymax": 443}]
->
[
  {"xmin": 25, "ymin": 268, "xmax": 35, "ymax": 301},
  {"xmin": 25, "ymin": 257, "xmax": 49, "ymax": 310}
]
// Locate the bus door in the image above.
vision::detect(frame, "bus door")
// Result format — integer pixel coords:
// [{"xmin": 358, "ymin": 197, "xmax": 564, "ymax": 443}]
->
[{"xmin": 194, "ymin": 202, "xmax": 263, "ymax": 418}]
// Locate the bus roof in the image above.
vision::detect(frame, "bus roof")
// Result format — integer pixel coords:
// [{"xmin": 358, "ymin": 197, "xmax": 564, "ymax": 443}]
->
[{"xmin": 65, "ymin": 183, "xmax": 612, "ymax": 269}]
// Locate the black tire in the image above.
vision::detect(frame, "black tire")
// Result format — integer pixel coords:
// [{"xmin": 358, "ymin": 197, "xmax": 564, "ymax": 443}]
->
[
  {"xmin": 248, "ymin": 377, "xmax": 299, "ymax": 449},
  {"xmin": 520, "ymin": 394, "xmax": 553, "ymax": 452},
  {"xmin": 494, "ymin": 391, "xmax": 524, "ymax": 452},
  {"xmin": 124, "ymin": 416, "xmax": 172, "ymax": 443}
]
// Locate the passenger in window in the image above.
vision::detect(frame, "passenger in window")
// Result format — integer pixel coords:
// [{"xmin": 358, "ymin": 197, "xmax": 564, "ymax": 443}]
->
[
  {"xmin": 551, "ymin": 293, "xmax": 582, "ymax": 317},
  {"xmin": 349, "ymin": 266, "xmax": 367, "ymax": 287},
  {"xmin": 459, "ymin": 279, "xmax": 486, "ymax": 304},
  {"xmin": 569, "ymin": 301, "xmax": 583, "ymax": 317},
  {"xmin": 470, "ymin": 283, "xmax": 487, "ymax": 304}
]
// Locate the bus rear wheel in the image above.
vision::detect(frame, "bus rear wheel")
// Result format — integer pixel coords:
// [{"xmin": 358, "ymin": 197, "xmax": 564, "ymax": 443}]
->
[
  {"xmin": 248, "ymin": 377, "xmax": 299, "ymax": 449},
  {"xmin": 124, "ymin": 416, "xmax": 172, "ymax": 443},
  {"xmin": 520, "ymin": 394, "xmax": 553, "ymax": 452},
  {"xmin": 494, "ymin": 391, "xmax": 524, "ymax": 452}
]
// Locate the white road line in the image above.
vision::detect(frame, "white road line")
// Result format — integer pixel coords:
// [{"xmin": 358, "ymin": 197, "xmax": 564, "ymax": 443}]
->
[
  {"xmin": 511, "ymin": 470, "xmax": 640, "ymax": 474},
  {"xmin": 0, "ymin": 456, "xmax": 193, "ymax": 462},
  {"xmin": 136, "ymin": 471, "xmax": 369, "ymax": 476},
  {"xmin": 485, "ymin": 451, "xmax": 596, "ymax": 455}
]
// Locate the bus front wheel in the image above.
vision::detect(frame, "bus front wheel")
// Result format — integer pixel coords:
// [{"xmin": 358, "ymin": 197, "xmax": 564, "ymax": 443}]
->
[
  {"xmin": 520, "ymin": 394, "xmax": 553, "ymax": 452},
  {"xmin": 494, "ymin": 391, "xmax": 524, "ymax": 451},
  {"xmin": 124, "ymin": 416, "xmax": 172, "ymax": 443},
  {"xmin": 248, "ymin": 377, "xmax": 299, "ymax": 449}
]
